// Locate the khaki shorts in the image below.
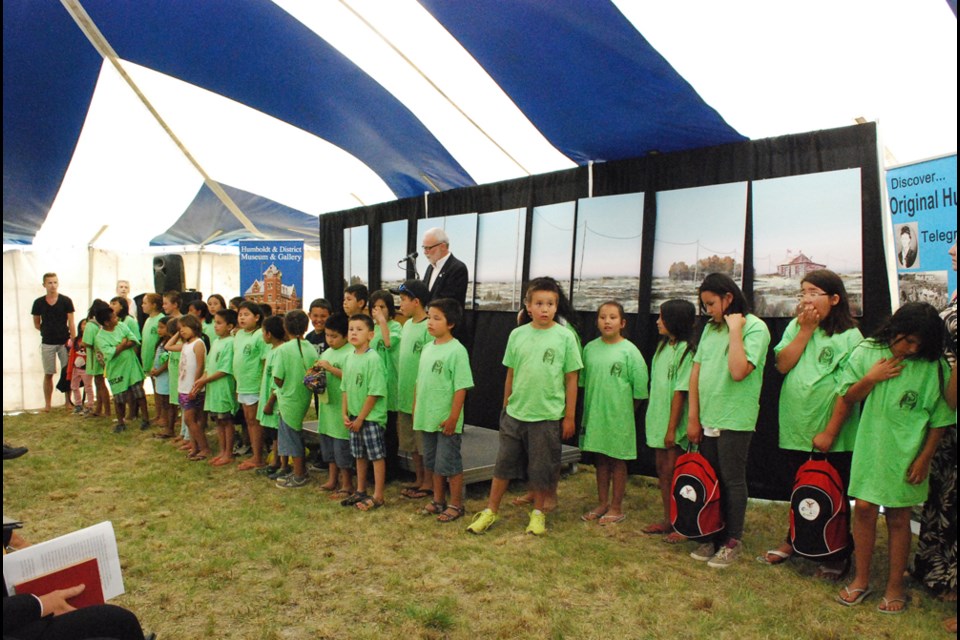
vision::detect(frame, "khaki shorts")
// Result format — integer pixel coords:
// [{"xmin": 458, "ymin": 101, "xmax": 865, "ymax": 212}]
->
[
  {"xmin": 41, "ymin": 343, "xmax": 68, "ymax": 376},
  {"xmin": 397, "ymin": 411, "xmax": 424, "ymax": 454}
]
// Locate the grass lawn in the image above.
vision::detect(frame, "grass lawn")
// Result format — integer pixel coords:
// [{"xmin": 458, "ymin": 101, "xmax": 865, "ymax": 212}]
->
[{"xmin": 3, "ymin": 407, "xmax": 954, "ymax": 639}]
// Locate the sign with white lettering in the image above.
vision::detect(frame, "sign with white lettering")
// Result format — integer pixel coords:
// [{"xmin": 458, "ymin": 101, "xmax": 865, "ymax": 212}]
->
[
  {"xmin": 239, "ymin": 240, "xmax": 304, "ymax": 314},
  {"xmin": 886, "ymin": 155, "xmax": 957, "ymax": 307}
]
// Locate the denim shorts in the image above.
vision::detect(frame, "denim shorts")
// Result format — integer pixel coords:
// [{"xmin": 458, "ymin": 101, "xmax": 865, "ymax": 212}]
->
[
  {"xmin": 319, "ymin": 433, "xmax": 355, "ymax": 470},
  {"xmin": 278, "ymin": 416, "xmax": 305, "ymax": 458},
  {"xmin": 421, "ymin": 431, "xmax": 463, "ymax": 477}
]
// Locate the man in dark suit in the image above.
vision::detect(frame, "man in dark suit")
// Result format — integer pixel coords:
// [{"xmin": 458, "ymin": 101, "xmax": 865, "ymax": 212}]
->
[{"xmin": 421, "ymin": 227, "xmax": 468, "ymax": 308}]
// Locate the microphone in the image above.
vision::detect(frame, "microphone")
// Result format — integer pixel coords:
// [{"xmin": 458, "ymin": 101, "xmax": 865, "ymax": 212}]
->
[
  {"xmin": 396, "ymin": 251, "xmax": 419, "ymax": 270},
  {"xmin": 403, "ymin": 251, "xmax": 418, "ymax": 261}
]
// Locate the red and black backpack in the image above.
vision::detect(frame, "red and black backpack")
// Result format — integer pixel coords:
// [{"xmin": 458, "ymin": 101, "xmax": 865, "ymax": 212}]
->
[
  {"xmin": 670, "ymin": 447, "xmax": 723, "ymax": 540},
  {"xmin": 789, "ymin": 455, "xmax": 850, "ymax": 559}
]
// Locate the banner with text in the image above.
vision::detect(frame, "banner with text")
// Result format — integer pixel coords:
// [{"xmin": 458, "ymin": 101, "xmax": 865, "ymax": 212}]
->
[
  {"xmin": 886, "ymin": 154, "xmax": 957, "ymax": 308},
  {"xmin": 239, "ymin": 240, "xmax": 304, "ymax": 314}
]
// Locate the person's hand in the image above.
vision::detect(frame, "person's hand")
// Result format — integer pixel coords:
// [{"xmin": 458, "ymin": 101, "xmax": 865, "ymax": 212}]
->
[
  {"xmin": 724, "ymin": 313, "xmax": 746, "ymax": 332},
  {"xmin": 38, "ymin": 584, "xmax": 85, "ymax": 617},
  {"xmin": 663, "ymin": 428, "xmax": 676, "ymax": 449},
  {"xmin": 348, "ymin": 417, "xmax": 362, "ymax": 433},
  {"xmin": 796, "ymin": 304, "xmax": 821, "ymax": 330},
  {"xmin": 316, "ymin": 360, "xmax": 330, "ymax": 372},
  {"xmin": 907, "ymin": 455, "xmax": 933, "ymax": 484},
  {"xmin": 440, "ymin": 418, "xmax": 456, "ymax": 437},
  {"xmin": 561, "ymin": 416, "xmax": 575, "ymax": 440},
  {"xmin": 686, "ymin": 419, "xmax": 702, "ymax": 445},
  {"xmin": 372, "ymin": 306, "xmax": 385, "ymax": 325},
  {"xmin": 865, "ymin": 357, "xmax": 904, "ymax": 384},
  {"xmin": 812, "ymin": 431, "xmax": 835, "ymax": 453}
]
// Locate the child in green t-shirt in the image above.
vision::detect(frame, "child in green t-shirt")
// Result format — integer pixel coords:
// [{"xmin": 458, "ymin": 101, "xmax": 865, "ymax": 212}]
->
[
  {"xmin": 341, "ymin": 314, "xmax": 389, "ymax": 511},
  {"xmin": 370, "ymin": 290, "xmax": 401, "ymax": 413},
  {"xmin": 414, "ymin": 298, "xmax": 474, "ymax": 523},
  {"xmin": 394, "ymin": 280, "xmax": 432, "ymax": 499},
  {"xmin": 234, "ymin": 301, "xmax": 268, "ymax": 470},
  {"xmin": 257, "ymin": 316, "xmax": 289, "ymax": 480},
  {"xmin": 310, "ymin": 313, "xmax": 355, "ymax": 497},
  {"xmin": 148, "ymin": 316, "xmax": 172, "ymax": 436},
  {"xmin": 193, "ymin": 309, "xmax": 239, "ymax": 467},
  {"xmin": 642, "ymin": 299, "xmax": 696, "ymax": 541},
  {"xmin": 467, "ymin": 277, "xmax": 583, "ymax": 536},
  {"xmin": 579, "ymin": 301, "xmax": 649, "ymax": 527},
  {"xmin": 688, "ymin": 273, "xmax": 770, "ymax": 568},
  {"xmin": 761, "ymin": 270, "xmax": 862, "ymax": 577},
  {"xmin": 828, "ymin": 303, "xmax": 953, "ymax": 612},
  {"xmin": 83, "ymin": 299, "xmax": 112, "ymax": 419},
  {"xmin": 140, "ymin": 293, "xmax": 163, "ymax": 425},
  {"xmin": 272, "ymin": 310, "xmax": 318, "ymax": 488},
  {"xmin": 342, "ymin": 284, "xmax": 369, "ymax": 317},
  {"xmin": 94, "ymin": 306, "xmax": 147, "ymax": 433}
]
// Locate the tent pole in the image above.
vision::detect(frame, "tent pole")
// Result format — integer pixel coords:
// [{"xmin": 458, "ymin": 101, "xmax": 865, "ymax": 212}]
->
[{"xmin": 87, "ymin": 225, "xmax": 108, "ymax": 307}]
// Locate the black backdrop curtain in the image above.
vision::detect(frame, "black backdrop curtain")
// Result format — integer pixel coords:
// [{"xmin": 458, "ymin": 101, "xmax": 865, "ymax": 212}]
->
[{"xmin": 318, "ymin": 123, "xmax": 886, "ymax": 500}]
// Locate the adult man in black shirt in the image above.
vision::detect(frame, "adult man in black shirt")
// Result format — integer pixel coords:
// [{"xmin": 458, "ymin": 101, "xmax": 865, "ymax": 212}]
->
[{"xmin": 30, "ymin": 273, "xmax": 75, "ymax": 412}]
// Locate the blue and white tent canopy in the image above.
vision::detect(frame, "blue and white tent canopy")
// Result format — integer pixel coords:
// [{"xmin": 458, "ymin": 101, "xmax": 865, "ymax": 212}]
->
[{"xmin": 3, "ymin": 0, "xmax": 745, "ymax": 249}]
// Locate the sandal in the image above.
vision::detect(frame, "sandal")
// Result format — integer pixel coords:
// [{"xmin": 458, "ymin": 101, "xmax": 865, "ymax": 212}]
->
[
  {"xmin": 599, "ymin": 513, "xmax": 626, "ymax": 526},
  {"xmin": 581, "ymin": 508, "xmax": 608, "ymax": 522},
  {"xmin": 437, "ymin": 505, "xmax": 465, "ymax": 523},
  {"xmin": 641, "ymin": 522, "xmax": 671, "ymax": 534},
  {"xmin": 419, "ymin": 500, "xmax": 446, "ymax": 516},
  {"xmin": 187, "ymin": 452, "xmax": 208, "ymax": 462},
  {"xmin": 340, "ymin": 492, "xmax": 367, "ymax": 507},
  {"xmin": 237, "ymin": 460, "xmax": 265, "ymax": 471},
  {"xmin": 663, "ymin": 531, "xmax": 687, "ymax": 544},
  {"xmin": 815, "ymin": 557, "xmax": 851, "ymax": 582},
  {"xmin": 836, "ymin": 585, "xmax": 873, "ymax": 607},
  {"xmin": 877, "ymin": 595, "xmax": 909, "ymax": 615},
  {"xmin": 329, "ymin": 489, "xmax": 352, "ymax": 500},
  {"xmin": 401, "ymin": 487, "xmax": 431, "ymax": 499},
  {"xmin": 356, "ymin": 497, "xmax": 384, "ymax": 512},
  {"xmin": 757, "ymin": 549, "xmax": 793, "ymax": 566}
]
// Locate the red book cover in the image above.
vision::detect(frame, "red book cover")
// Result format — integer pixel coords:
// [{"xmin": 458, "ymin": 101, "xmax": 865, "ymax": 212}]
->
[{"xmin": 13, "ymin": 558, "xmax": 105, "ymax": 608}]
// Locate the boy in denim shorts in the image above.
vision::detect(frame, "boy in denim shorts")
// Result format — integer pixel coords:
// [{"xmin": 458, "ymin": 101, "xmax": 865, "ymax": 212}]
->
[
  {"xmin": 341, "ymin": 315, "xmax": 388, "ymax": 511},
  {"xmin": 467, "ymin": 278, "xmax": 582, "ymax": 536},
  {"xmin": 413, "ymin": 298, "xmax": 474, "ymax": 522}
]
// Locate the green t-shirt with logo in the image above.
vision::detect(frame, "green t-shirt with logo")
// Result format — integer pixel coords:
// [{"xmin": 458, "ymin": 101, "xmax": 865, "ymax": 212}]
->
[
  {"xmin": 397, "ymin": 318, "xmax": 430, "ymax": 413},
  {"xmin": 272, "ymin": 338, "xmax": 316, "ymax": 430},
  {"xmin": 343, "ymin": 348, "xmax": 388, "ymax": 427},
  {"xmin": 693, "ymin": 314, "xmax": 770, "ymax": 431},
  {"xmin": 95, "ymin": 322, "xmax": 143, "ymax": 394},
  {"xmin": 202, "ymin": 320, "xmax": 217, "ymax": 347},
  {"xmin": 645, "ymin": 341, "xmax": 694, "ymax": 450},
  {"xmin": 413, "ymin": 339, "xmax": 474, "ymax": 434},
  {"xmin": 203, "ymin": 335, "xmax": 238, "ymax": 414},
  {"xmin": 257, "ymin": 346, "xmax": 279, "ymax": 429},
  {"xmin": 503, "ymin": 323, "xmax": 583, "ymax": 423},
  {"xmin": 843, "ymin": 340, "xmax": 954, "ymax": 507},
  {"xmin": 372, "ymin": 320, "xmax": 401, "ymax": 412},
  {"xmin": 233, "ymin": 328, "xmax": 266, "ymax": 395},
  {"xmin": 318, "ymin": 343, "xmax": 352, "ymax": 440},
  {"xmin": 579, "ymin": 338, "xmax": 649, "ymax": 460},
  {"xmin": 775, "ymin": 320, "xmax": 863, "ymax": 451},
  {"xmin": 122, "ymin": 315, "xmax": 141, "ymax": 342},
  {"xmin": 140, "ymin": 315, "xmax": 161, "ymax": 375},
  {"xmin": 167, "ymin": 349, "xmax": 181, "ymax": 405},
  {"xmin": 83, "ymin": 321, "xmax": 103, "ymax": 376}
]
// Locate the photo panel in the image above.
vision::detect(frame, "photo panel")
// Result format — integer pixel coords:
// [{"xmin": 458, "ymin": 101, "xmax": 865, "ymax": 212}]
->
[
  {"xmin": 574, "ymin": 193, "xmax": 644, "ymax": 313},
  {"xmin": 380, "ymin": 219, "xmax": 409, "ymax": 292},
  {"xmin": 752, "ymin": 168, "xmax": 863, "ymax": 316},
  {"xmin": 652, "ymin": 183, "xmax": 748, "ymax": 313},
  {"xmin": 475, "ymin": 208, "xmax": 527, "ymax": 311},
  {"xmin": 343, "ymin": 225, "xmax": 369, "ymax": 286},
  {"xmin": 529, "ymin": 202, "xmax": 575, "ymax": 296}
]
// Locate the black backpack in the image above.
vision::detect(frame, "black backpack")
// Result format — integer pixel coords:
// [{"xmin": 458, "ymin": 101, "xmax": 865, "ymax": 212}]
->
[{"xmin": 789, "ymin": 455, "xmax": 850, "ymax": 559}]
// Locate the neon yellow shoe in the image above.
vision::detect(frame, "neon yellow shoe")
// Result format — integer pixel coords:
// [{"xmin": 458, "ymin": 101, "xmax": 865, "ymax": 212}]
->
[
  {"xmin": 466, "ymin": 508, "xmax": 499, "ymax": 534},
  {"xmin": 525, "ymin": 509, "xmax": 546, "ymax": 536}
]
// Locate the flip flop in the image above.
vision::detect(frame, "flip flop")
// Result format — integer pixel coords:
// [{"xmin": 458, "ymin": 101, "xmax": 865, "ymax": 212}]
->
[
  {"xmin": 581, "ymin": 509, "xmax": 608, "ymax": 522},
  {"xmin": 211, "ymin": 457, "xmax": 233, "ymax": 467},
  {"xmin": 663, "ymin": 531, "xmax": 687, "ymax": 544},
  {"xmin": 152, "ymin": 433, "xmax": 174, "ymax": 440},
  {"xmin": 237, "ymin": 460, "xmax": 265, "ymax": 471},
  {"xmin": 641, "ymin": 522, "xmax": 671, "ymax": 535},
  {"xmin": 836, "ymin": 585, "xmax": 873, "ymax": 607},
  {"xmin": 599, "ymin": 513, "xmax": 626, "ymax": 526},
  {"xmin": 757, "ymin": 549, "xmax": 792, "ymax": 565},
  {"xmin": 401, "ymin": 487, "xmax": 431, "ymax": 499},
  {"xmin": 877, "ymin": 596, "xmax": 909, "ymax": 615},
  {"xmin": 329, "ymin": 489, "xmax": 352, "ymax": 500},
  {"xmin": 187, "ymin": 452, "xmax": 208, "ymax": 462},
  {"xmin": 815, "ymin": 558, "xmax": 850, "ymax": 582},
  {"xmin": 511, "ymin": 496, "xmax": 534, "ymax": 507}
]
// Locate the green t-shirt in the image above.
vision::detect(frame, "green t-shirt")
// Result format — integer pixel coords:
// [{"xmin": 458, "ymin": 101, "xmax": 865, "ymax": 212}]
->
[
  {"xmin": 413, "ymin": 339, "xmax": 474, "ymax": 434},
  {"xmin": 843, "ymin": 340, "xmax": 954, "ymax": 507},
  {"xmin": 272, "ymin": 338, "xmax": 317, "ymax": 430},
  {"xmin": 203, "ymin": 336, "xmax": 238, "ymax": 414},
  {"xmin": 774, "ymin": 320, "xmax": 863, "ymax": 451},
  {"xmin": 257, "ymin": 346, "xmax": 279, "ymax": 429},
  {"xmin": 122, "ymin": 315, "xmax": 141, "ymax": 342},
  {"xmin": 140, "ymin": 314, "xmax": 161, "ymax": 374},
  {"xmin": 95, "ymin": 323, "xmax": 143, "ymax": 394},
  {"xmin": 503, "ymin": 323, "xmax": 583, "ymax": 422},
  {"xmin": 202, "ymin": 320, "xmax": 217, "ymax": 346},
  {"xmin": 693, "ymin": 314, "xmax": 770, "ymax": 431},
  {"xmin": 343, "ymin": 348, "xmax": 388, "ymax": 427},
  {"xmin": 233, "ymin": 328, "xmax": 266, "ymax": 394},
  {"xmin": 579, "ymin": 338, "xmax": 649, "ymax": 460},
  {"xmin": 83, "ymin": 321, "xmax": 103, "ymax": 376},
  {"xmin": 317, "ymin": 343, "xmax": 353, "ymax": 440},
  {"xmin": 645, "ymin": 341, "xmax": 693, "ymax": 450},
  {"xmin": 372, "ymin": 320, "xmax": 401, "ymax": 412},
  {"xmin": 397, "ymin": 318, "xmax": 429, "ymax": 413},
  {"xmin": 167, "ymin": 349, "xmax": 181, "ymax": 404}
]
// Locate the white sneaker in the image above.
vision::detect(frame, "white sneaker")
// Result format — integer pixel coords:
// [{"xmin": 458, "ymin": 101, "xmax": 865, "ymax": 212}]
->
[{"xmin": 708, "ymin": 540, "xmax": 742, "ymax": 568}]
